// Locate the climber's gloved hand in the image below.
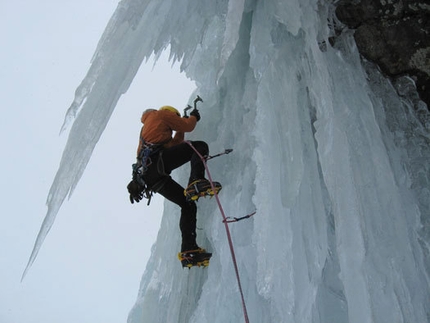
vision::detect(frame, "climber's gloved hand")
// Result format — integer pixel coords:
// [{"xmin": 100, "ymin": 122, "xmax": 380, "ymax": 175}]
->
[
  {"xmin": 190, "ymin": 109, "xmax": 201, "ymax": 122},
  {"xmin": 127, "ymin": 180, "xmax": 144, "ymax": 204}
]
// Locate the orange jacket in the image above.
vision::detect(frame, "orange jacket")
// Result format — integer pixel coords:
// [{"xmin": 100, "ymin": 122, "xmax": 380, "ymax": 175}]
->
[{"xmin": 137, "ymin": 108, "xmax": 197, "ymax": 156}]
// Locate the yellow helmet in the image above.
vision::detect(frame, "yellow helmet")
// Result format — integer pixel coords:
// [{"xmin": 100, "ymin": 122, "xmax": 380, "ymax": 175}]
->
[{"xmin": 159, "ymin": 105, "xmax": 180, "ymax": 116}]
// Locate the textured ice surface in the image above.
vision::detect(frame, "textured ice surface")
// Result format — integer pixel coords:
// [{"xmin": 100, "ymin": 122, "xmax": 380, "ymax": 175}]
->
[{"xmin": 25, "ymin": 0, "xmax": 430, "ymax": 322}]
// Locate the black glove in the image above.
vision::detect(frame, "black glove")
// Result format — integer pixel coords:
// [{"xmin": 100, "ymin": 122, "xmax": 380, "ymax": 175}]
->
[
  {"xmin": 127, "ymin": 180, "xmax": 144, "ymax": 204},
  {"xmin": 190, "ymin": 109, "xmax": 201, "ymax": 122}
]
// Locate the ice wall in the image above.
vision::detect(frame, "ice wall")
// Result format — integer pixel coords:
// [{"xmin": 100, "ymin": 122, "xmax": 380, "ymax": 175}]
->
[
  {"xmin": 24, "ymin": 0, "xmax": 430, "ymax": 321},
  {"xmin": 127, "ymin": 0, "xmax": 430, "ymax": 322}
]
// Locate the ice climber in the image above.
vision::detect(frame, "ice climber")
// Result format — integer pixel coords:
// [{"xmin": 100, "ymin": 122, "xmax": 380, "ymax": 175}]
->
[{"xmin": 127, "ymin": 104, "xmax": 221, "ymax": 267}]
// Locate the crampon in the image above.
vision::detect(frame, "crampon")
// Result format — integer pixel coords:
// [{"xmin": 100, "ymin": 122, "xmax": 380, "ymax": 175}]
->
[
  {"xmin": 184, "ymin": 179, "xmax": 222, "ymax": 201},
  {"xmin": 178, "ymin": 248, "xmax": 212, "ymax": 268}
]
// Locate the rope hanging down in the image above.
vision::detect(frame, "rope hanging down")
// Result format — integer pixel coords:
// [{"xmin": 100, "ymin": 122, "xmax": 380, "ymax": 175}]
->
[{"xmin": 185, "ymin": 141, "xmax": 250, "ymax": 323}]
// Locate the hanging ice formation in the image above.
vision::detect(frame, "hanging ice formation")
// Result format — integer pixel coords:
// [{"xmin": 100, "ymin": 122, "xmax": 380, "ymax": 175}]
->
[{"xmin": 24, "ymin": 1, "xmax": 430, "ymax": 322}]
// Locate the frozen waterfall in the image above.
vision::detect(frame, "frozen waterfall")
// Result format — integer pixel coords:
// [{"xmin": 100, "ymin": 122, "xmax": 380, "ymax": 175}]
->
[{"xmin": 25, "ymin": 0, "xmax": 430, "ymax": 322}]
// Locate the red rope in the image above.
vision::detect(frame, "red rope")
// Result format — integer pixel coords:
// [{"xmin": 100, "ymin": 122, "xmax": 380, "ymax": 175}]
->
[{"xmin": 185, "ymin": 141, "xmax": 250, "ymax": 323}]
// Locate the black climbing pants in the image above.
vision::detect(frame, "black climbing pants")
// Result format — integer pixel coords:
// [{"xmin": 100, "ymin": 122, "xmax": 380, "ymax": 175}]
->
[{"xmin": 143, "ymin": 141, "xmax": 209, "ymax": 251}]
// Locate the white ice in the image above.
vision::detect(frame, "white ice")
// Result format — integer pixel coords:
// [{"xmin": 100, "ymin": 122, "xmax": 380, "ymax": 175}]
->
[{"xmin": 25, "ymin": 0, "xmax": 430, "ymax": 322}]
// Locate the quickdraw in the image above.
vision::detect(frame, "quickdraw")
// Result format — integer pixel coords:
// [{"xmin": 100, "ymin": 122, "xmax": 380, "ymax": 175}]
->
[
  {"xmin": 205, "ymin": 149, "xmax": 233, "ymax": 161},
  {"xmin": 222, "ymin": 211, "xmax": 256, "ymax": 223}
]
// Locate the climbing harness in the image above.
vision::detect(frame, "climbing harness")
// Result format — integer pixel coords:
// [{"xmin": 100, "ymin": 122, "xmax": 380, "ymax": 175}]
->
[
  {"xmin": 136, "ymin": 142, "xmax": 164, "ymax": 173},
  {"xmin": 185, "ymin": 140, "xmax": 250, "ymax": 323},
  {"xmin": 132, "ymin": 142, "xmax": 165, "ymax": 205}
]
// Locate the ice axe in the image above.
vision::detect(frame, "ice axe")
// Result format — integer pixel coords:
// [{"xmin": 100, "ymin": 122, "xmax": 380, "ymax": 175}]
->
[{"xmin": 184, "ymin": 95, "xmax": 203, "ymax": 117}]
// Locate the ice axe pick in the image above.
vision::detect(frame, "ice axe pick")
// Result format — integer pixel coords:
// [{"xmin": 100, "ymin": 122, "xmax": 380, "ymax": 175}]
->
[{"xmin": 184, "ymin": 95, "xmax": 203, "ymax": 117}]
